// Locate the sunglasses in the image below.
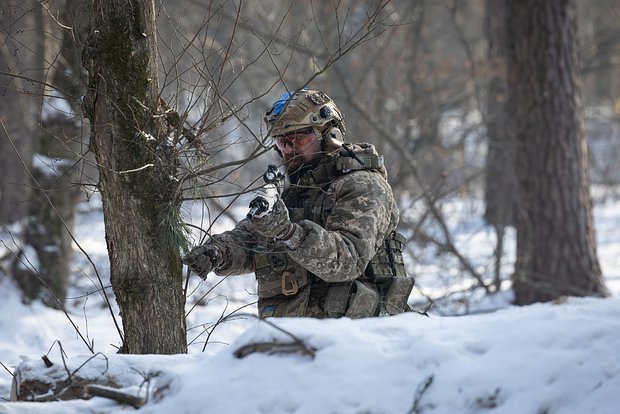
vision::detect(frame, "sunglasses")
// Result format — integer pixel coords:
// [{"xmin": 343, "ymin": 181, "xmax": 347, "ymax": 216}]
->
[{"xmin": 274, "ymin": 127, "xmax": 316, "ymax": 150}]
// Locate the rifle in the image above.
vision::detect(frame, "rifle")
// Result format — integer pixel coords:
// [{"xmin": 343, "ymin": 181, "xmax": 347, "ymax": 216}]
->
[{"xmin": 246, "ymin": 164, "xmax": 286, "ymax": 219}]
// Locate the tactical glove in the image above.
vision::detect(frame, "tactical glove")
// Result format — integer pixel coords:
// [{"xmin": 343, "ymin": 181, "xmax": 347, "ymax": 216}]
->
[
  {"xmin": 249, "ymin": 196, "xmax": 295, "ymax": 240},
  {"xmin": 183, "ymin": 243, "xmax": 222, "ymax": 279}
]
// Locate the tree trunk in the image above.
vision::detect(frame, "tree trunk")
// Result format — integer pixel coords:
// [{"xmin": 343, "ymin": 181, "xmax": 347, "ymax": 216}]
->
[
  {"xmin": 83, "ymin": 0, "xmax": 187, "ymax": 354},
  {"xmin": 0, "ymin": 1, "xmax": 36, "ymax": 224},
  {"xmin": 484, "ymin": 0, "xmax": 517, "ymax": 230},
  {"xmin": 11, "ymin": 156, "xmax": 81, "ymax": 309},
  {"xmin": 483, "ymin": 0, "xmax": 518, "ymax": 291},
  {"xmin": 506, "ymin": 0, "xmax": 609, "ymax": 304},
  {"xmin": 8, "ymin": 0, "xmax": 85, "ymax": 309}
]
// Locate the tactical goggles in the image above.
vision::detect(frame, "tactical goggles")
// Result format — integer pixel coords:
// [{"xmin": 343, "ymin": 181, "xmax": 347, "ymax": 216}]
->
[{"xmin": 273, "ymin": 127, "xmax": 316, "ymax": 150}]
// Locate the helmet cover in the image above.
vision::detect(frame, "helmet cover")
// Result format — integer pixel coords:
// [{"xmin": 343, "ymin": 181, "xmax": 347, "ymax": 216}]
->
[{"xmin": 264, "ymin": 89, "xmax": 346, "ymax": 137}]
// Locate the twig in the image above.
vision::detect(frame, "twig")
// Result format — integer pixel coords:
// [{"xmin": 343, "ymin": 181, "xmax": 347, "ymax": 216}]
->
[
  {"xmin": 185, "ymin": 276, "xmax": 232, "ymax": 319},
  {"xmin": 46, "ymin": 341, "xmax": 71, "ymax": 379},
  {"xmin": 117, "ymin": 163, "xmax": 155, "ymax": 174},
  {"xmin": 82, "ymin": 297, "xmax": 95, "ymax": 351},
  {"xmin": 70, "ymin": 353, "xmax": 109, "ymax": 379},
  {"xmin": 192, "ymin": 300, "xmax": 256, "ymax": 351},
  {"xmin": 409, "ymin": 374, "xmax": 434, "ymax": 414},
  {"xmin": 38, "ymin": 0, "xmax": 73, "ymax": 32},
  {"xmin": 45, "ymin": 340, "xmax": 108, "ymax": 383},
  {"xmin": 130, "ymin": 368, "xmax": 162, "ymax": 405},
  {"xmin": 409, "ymin": 301, "xmax": 433, "ymax": 317},
  {"xmin": 419, "ymin": 212, "xmax": 490, "ymax": 293},
  {"xmin": 0, "ymin": 361, "xmax": 14, "ymax": 378}
]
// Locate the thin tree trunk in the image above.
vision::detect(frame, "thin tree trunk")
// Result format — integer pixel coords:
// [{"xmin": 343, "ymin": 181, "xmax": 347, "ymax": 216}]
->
[
  {"xmin": 484, "ymin": 0, "xmax": 517, "ymax": 293},
  {"xmin": 506, "ymin": 0, "xmax": 609, "ymax": 304},
  {"xmin": 83, "ymin": 0, "xmax": 187, "ymax": 354},
  {"xmin": 484, "ymin": 0, "xmax": 516, "ymax": 230},
  {"xmin": 0, "ymin": 2, "xmax": 35, "ymax": 224},
  {"xmin": 14, "ymin": 0, "xmax": 82, "ymax": 309}
]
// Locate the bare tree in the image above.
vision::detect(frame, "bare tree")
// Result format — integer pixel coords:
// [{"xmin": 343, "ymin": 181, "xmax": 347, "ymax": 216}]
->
[
  {"xmin": 0, "ymin": 1, "xmax": 37, "ymax": 224},
  {"xmin": 483, "ymin": 0, "xmax": 517, "ymax": 290},
  {"xmin": 82, "ymin": 0, "xmax": 187, "ymax": 354},
  {"xmin": 578, "ymin": 0, "xmax": 620, "ymax": 105},
  {"xmin": 506, "ymin": 0, "xmax": 609, "ymax": 304}
]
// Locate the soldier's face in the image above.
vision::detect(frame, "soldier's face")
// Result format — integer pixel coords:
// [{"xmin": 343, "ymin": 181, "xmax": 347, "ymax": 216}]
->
[{"xmin": 274, "ymin": 128, "xmax": 322, "ymax": 172}]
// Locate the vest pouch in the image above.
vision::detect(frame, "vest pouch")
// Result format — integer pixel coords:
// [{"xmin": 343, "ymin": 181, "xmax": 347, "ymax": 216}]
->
[
  {"xmin": 258, "ymin": 284, "xmax": 311, "ymax": 318},
  {"xmin": 381, "ymin": 276, "xmax": 415, "ymax": 315},
  {"xmin": 255, "ymin": 252, "xmax": 287, "ymax": 299},
  {"xmin": 366, "ymin": 246, "xmax": 393, "ymax": 283},
  {"xmin": 345, "ymin": 280, "xmax": 379, "ymax": 319},
  {"xmin": 324, "ymin": 281, "xmax": 353, "ymax": 317},
  {"xmin": 255, "ymin": 252, "xmax": 309, "ymax": 299},
  {"xmin": 386, "ymin": 232, "xmax": 408, "ymax": 277},
  {"xmin": 366, "ymin": 231, "xmax": 408, "ymax": 283}
]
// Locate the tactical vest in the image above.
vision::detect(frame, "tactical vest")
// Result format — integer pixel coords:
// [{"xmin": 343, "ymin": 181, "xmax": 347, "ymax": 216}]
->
[{"xmin": 254, "ymin": 143, "xmax": 414, "ymax": 318}]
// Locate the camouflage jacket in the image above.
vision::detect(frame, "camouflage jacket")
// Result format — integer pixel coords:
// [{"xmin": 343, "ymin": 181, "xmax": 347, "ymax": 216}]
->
[{"xmin": 208, "ymin": 142, "xmax": 401, "ymax": 318}]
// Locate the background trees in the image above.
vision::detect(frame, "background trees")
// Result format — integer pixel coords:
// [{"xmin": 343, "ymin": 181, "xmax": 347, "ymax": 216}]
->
[
  {"xmin": 1, "ymin": 0, "xmax": 619, "ymax": 353},
  {"xmin": 1, "ymin": 0, "xmax": 87, "ymax": 308},
  {"xmin": 506, "ymin": 0, "xmax": 608, "ymax": 303}
]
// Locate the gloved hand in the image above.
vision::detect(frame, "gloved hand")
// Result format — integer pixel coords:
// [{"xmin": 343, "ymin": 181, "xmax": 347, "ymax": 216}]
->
[
  {"xmin": 249, "ymin": 196, "xmax": 294, "ymax": 240},
  {"xmin": 182, "ymin": 243, "xmax": 222, "ymax": 279}
]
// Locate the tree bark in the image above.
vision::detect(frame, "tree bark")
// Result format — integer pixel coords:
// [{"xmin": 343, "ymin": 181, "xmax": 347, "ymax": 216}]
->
[
  {"xmin": 83, "ymin": 0, "xmax": 187, "ymax": 353},
  {"xmin": 506, "ymin": 0, "xmax": 609, "ymax": 304}
]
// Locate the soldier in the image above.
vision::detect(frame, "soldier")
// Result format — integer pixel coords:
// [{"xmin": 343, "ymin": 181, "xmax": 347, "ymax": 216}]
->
[{"xmin": 183, "ymin": 89, "xmax": 413, "ymax": 318}]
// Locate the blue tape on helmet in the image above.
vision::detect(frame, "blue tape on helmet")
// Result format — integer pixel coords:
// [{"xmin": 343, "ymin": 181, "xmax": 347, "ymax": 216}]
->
[
  {"xmin": 271, "ymin": 92, "xmax": 292, "ymax": 117},
  {"xmin": 271, "ymin": 88, "xmax": 308, "ymax": 117}
]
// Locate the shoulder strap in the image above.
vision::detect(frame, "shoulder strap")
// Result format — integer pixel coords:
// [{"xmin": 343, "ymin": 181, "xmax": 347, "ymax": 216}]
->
[
  {"xmin": 301, "ymin": 143, "xmax": 385, "ymax": 186},
  {"xmin": 335, "ymin": 152, "xmax": 384, "ymax": 172}
]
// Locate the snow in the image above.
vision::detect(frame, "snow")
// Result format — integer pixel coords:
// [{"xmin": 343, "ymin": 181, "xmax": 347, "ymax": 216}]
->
[
  {"xmin": 1, "ymin": 194, "xmax": 620, "ymax": 413},
  {"xmin": 41, "ymin": 90, "xmax": 74, "ymax": 123},
  {"xmin": 31, "ymin": 154, "xmax": 73, "ymax": 178}
]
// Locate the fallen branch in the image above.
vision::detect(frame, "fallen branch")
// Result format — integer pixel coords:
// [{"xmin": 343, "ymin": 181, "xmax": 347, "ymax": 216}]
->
[
  {"xmin": 12, "ymin": 346, "xmax": 113, "ymax": 403},
  {"xmin": 234, "ymin": 340, "xmax": 316, "ymax": 359},
  {"xmin": 217, "ymin": 312, "xmax": 317, "ymax": 359},
  {"xmin": 85, "ymin": 384, "xmax": 145, "ymax": 409}
]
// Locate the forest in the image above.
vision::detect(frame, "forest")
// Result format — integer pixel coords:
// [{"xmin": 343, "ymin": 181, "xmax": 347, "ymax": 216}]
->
[{"xmin": 1, "ymin": 0, "xmax": 620, "ymax": 411}]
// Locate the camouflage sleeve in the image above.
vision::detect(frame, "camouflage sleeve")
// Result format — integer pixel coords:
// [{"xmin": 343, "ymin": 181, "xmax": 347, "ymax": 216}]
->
[
  {"xmin": 209, "ymin": 220, "xmax": 257, "ymax": 276},
  {"xmin": 284, "ymin": 170, "xmax": 399, "ymax": 282}
]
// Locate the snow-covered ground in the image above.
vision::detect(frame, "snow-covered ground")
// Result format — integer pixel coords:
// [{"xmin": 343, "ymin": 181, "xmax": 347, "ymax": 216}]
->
[{"xmin": 1, "ymin": 192, "xmax": 619, "ymax": 413}]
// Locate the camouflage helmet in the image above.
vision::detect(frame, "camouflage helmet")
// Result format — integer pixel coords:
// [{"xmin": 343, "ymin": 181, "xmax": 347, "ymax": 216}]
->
[{"xmin": 264, "ymin": 89, "xmax": 346, "ymax": 137}]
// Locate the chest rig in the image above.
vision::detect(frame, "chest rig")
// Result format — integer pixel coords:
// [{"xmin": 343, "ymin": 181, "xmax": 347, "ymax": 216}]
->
[{"xmin": 254, "ymin": 143, "xmax": 412, "ymax": 318}]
